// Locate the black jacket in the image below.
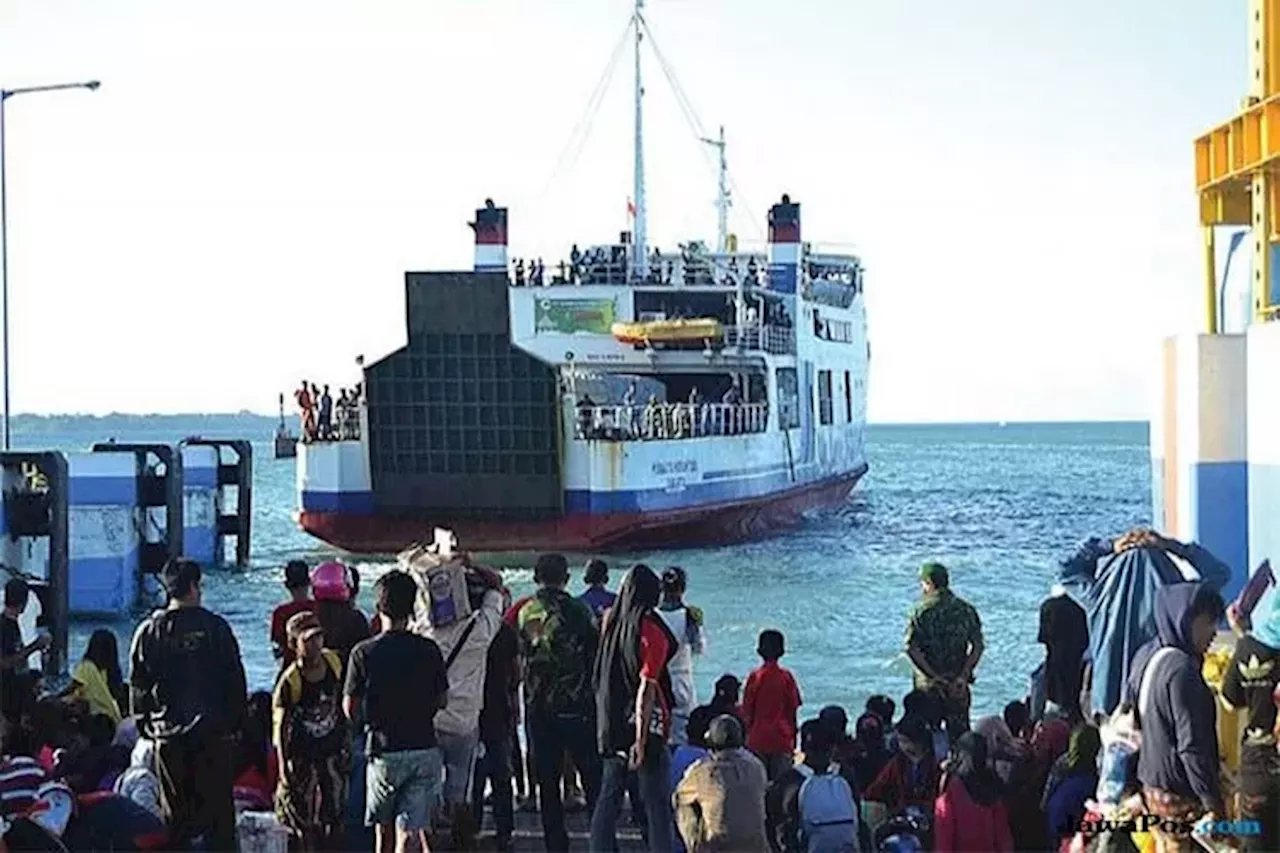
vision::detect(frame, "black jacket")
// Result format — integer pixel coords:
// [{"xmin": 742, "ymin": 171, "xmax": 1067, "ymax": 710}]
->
[
  {"xmin": 129, "ymin": 605, "xmax": 247, "ymax": 740},
  {"xmin": 1126, "ymin": 583, "xmax": 1222, "ymax": 812}
]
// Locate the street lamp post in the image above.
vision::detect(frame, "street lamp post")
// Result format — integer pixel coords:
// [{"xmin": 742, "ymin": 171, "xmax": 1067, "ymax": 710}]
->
[{"xmin": 0, "ymin": 80, "xmax": 100, "ymax": 449}]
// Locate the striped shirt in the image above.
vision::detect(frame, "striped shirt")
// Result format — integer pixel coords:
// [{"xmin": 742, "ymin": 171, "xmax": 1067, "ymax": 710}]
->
[{"xmin": 0, "ymin": 755, "xmax": 47, "ymax": 818}]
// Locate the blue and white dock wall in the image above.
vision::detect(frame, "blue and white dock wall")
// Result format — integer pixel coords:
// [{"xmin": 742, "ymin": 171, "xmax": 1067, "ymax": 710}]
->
[{"xmin": 1152, "ymin": 333, "xmax": 1250, "ymax": 601}]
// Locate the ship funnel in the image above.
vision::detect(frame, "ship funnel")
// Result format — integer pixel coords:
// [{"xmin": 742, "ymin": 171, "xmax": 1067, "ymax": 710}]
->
[
  {"xmin": 767, "ymin": 194, "xmax": 801, "ymax": 294},
  {"xmin": 470, "ymin": 199, "xmax": 509, "ymax": 273}
]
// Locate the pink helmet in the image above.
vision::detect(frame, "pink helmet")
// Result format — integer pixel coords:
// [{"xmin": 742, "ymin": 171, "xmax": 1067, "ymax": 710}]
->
[{"xmin": 311, "ymin": 561, "xmax": 351, "ymax": 603}]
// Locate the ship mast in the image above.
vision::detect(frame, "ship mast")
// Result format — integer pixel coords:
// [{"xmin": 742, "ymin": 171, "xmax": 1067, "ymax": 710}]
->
[
  {"xmin": 632, "ymin": 0, "xmax": 648, "ymax": 279},
  {"xmin": 701, "ymin": 125, "xmax": 730, "ymax": 253}
]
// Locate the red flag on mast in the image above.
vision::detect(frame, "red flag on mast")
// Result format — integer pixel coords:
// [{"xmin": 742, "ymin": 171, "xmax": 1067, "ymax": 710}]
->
[{"xmin": 627, "ymin": 197, "xmax": 636, "ymax": 219}]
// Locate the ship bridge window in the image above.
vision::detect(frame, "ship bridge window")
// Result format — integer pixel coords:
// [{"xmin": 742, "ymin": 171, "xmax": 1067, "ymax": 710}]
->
[{"xmin": 844, "ymin": 370, "xmax": 852, "ymax": 422}]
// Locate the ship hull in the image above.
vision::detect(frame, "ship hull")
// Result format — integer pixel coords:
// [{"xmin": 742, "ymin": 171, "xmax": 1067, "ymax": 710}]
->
[{"xmin": 299, "ymin": 464, "xmax": 865, "ymax": 554}]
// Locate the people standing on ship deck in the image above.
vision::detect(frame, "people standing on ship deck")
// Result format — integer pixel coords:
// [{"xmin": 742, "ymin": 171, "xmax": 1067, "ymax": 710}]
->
[
  {"xmin": 295, "ymin": 381, "xmax": 316, "ymax": 442},
  {"xmin": 580, "ymin": 559, "xmax": 617, "ymax": 625},
  {"xmin": 1221, "ymin": 587, "xmax": 1280, "ymax": 852},
  {"xmin": 344, "ymin": 570, "xmax": 448, "ymax": 853},
  {"xmin": 592, "ymin": 564, "xmax": 678, "ymax": 853},
  {"xmin": 129, "ymin": 558, "xmax": 247, "ymax": 851},
  {"xmin": 1124, "ymin": 582, "xmax": 1226, "ymax": 853},
  {"xmin": 534, "ymin": 258, "xmax": 546, "ymax": 287},
  {"xmin": 513, "ymin": 553, "xmax": 601, "ymax": 852},
  {"xmin": 318, "ymin": 385, "xmax": 334, "ymax": 440},
  {"xmin": 515, "ymin": 258, "xmax": 526, "ymax": 286},
  {"xmin": 657, "ymin": 567, "xmax": 705, "ymax": 746},
  {"xmin": 570, "ymin": 245, "xmax": 582, "ymax": 283},
  {"xmin": 272, "ymin": 611, "xmax": 350, "ymax": 850},
  {"xmin": 270, "ymin": 560, "xmax": 315, "ymax": 670},
  {"xmin": 1, "ymin": 577, "xmax": 49, "ymax": 728},
  {"xmin": 904, "ymin": 561, "xmax": 984, "ymax": 737}
]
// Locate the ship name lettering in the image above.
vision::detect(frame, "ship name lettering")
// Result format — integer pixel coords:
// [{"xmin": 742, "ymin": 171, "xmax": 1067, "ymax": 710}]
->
[{"xmin": 652, "ymin": 459, "xmax": 697, "ymax": 476}]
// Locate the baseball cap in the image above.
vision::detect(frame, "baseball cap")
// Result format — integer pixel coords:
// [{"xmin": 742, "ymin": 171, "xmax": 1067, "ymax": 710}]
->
[
  {"xmin": 919, "ymin": 562, "xmax": 949, "ymax": 587},
  {"xmin": 286, "ymin": 611, "xmax": 324, "ymax": 645}
]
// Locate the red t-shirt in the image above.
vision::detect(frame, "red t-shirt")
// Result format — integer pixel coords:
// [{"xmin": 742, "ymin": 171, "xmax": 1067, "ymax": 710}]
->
[
  {"xmin": 269, "ymin": 599, "xmax": 315, "ymax": 667},
  {"xmin": 742, "ymin": 660, "xmax": 802, "ymax": 756},
  {"xmin": 503, "ymin": 595, "xmax": 533, "ymax": 627},
  {"xmin": 639, "ymin": 614, "xmax": 673, "ymax": 736}
]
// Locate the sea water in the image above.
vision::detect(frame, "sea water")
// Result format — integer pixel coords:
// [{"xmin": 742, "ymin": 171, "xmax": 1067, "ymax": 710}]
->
[{"xmin": 16, "ymin": 417, "xmax": 1149, "ymax": 719}]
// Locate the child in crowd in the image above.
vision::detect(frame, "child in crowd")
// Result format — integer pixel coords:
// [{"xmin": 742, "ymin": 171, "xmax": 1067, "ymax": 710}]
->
[
  {"xmin": 863, "ymin": 715, "xmax": 940, "ymax": 813},
  {"xmin": 709, "ymin": 674, "xmax": 744, "ymax": 725},
  {"xmin": 743, "ymin": 629, "xmax": 802, "ymax": 781},
  {"xmin": 902, "ymin": 689, "xmax": 949, "ymax": 762}
]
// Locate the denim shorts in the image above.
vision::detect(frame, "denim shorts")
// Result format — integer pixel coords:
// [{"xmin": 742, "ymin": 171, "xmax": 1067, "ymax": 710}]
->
[{"xmin": 366, "ymin": 747, "xmax": 442, "ymax": 830}]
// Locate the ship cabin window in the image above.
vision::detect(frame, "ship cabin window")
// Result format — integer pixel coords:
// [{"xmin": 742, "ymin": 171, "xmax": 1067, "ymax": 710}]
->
[
  {"xmin": 634, "ymin": 291, "xmax": 737, "ymax": 325},
  {"xmin": 574, "ymin": 371, "xmax": 768, "ymax": 441},
  {"xmin": 818, "ymin": 370, "xmax": 834, "ymax": 425},
  {"xmin": 844, "ymin": 370, "xmax": 852, "ymax": 422},
  {"xmin": 776, "ymin": 368, "xmax": 800, "ymax": 429}
]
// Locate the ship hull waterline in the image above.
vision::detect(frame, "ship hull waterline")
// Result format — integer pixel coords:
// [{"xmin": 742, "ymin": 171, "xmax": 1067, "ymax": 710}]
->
[{"xmin": 300, "ymin": 465, "xmax": 867, "ymax": 555}]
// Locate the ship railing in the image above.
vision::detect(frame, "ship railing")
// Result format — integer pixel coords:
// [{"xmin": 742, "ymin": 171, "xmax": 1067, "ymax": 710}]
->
[
  {"xmin": 575, "ymin": 401, "xmax": 769, "ymax": 441},
  {"xmin": 509, "ymin": 253, "xmax": 772, "ymax": 289},
  {"xmin": 724, "ymin": 324, "xmax": 796, "ymax": 355}
]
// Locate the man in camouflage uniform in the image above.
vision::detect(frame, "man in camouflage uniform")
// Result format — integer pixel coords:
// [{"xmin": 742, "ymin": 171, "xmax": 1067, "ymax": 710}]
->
[
  {"xmin": 904, "ymin": 562, "xmax": 984, "ymax": 736},
  {"xmin": 515, "ymin": 553, "xmax": 601, "ymax": 852}
]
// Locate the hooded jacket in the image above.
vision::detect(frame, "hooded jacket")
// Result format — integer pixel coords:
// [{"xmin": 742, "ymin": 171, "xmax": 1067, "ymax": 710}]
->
[{"xmin": 1124, "ymin": 582, "xmax": 1223, "ymax": 812}]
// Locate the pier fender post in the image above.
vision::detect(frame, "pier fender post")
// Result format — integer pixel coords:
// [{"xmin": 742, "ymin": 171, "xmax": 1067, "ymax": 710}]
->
[
  {"xmin": 65, "ymin": 450, "xmax": 145, "ymax": 619},
  {"xmin": 91, "ymin": 443, "xmax": 183, "ymax": 606},
  {"xmin": 0, "ymin": 451, "xmax": 69, "ymax": 677},
  {"xmin": 1152, "ymin": 333, "xmax": 1250, "ymax": 601},
  {"xmin": 182, "ymin": 438, "xmax": 252, "ymax": 568}
]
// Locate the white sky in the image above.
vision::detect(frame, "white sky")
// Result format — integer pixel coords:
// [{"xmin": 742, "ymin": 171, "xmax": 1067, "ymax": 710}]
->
[{"xmin": 0, "ymin": 0, "xmax": 1246, "ymax": 422}]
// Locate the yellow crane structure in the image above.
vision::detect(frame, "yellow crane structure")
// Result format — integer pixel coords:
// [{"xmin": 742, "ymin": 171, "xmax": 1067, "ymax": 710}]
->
[{"xmin": 1196, "ymin": 0, "xmax": 1280, "ymax": 332}]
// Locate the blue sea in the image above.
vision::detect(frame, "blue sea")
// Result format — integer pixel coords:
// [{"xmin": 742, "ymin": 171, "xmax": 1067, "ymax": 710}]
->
[{"xmin": 13, "ymin": 416, "xmax": 1150, "ymax": 721}]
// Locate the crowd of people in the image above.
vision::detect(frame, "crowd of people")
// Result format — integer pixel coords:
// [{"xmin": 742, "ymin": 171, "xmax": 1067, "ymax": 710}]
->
[
  {"xmin": 0, "ymin": 525, "xmax": 1277, "ymax": 853},
  {"xmin": 294, "ymin": 381, "xmax": 363, "ymax": 443}
]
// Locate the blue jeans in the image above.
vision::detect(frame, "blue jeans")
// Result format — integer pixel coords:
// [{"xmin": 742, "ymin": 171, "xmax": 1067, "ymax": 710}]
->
[{"xmin": 591, "ymin": 746, "xmax": 672, "ymax": 853}]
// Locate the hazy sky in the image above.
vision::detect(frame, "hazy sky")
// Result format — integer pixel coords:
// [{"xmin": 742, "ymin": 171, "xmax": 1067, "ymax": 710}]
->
[{"xmin": 0, "ymin": 0, "xmax": 1246, "ymax": 421}]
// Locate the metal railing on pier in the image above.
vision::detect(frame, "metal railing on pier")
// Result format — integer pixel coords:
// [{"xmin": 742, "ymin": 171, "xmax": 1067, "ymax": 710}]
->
[{"xmin": 575, "ymin": 401, "xmax": 769, "ymax": 441}]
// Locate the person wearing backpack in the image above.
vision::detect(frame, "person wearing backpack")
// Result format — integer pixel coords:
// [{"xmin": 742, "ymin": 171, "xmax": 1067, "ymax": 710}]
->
[
  {"xmin": 766, "ymin": 720, "xmax": 861, "ymax": 853},
  {"xmin": 515, "ymin": 553, "xmax": 601, "ymax": 852},
  {"xmin": 1123, "ymin": 582, "xmax": 1227, "ymax": 853},
  {"xmin": 673, "ymin": 714, "xmax": 768, "ymax": 852},
  {"xmin": 271, "ymin": 611, "xmax": 350, "ymax": 851}
]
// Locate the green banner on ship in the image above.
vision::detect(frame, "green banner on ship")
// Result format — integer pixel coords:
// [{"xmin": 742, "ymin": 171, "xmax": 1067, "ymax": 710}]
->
[{"xmin": 534, "ymin": 298, "xmax": 615, "ymax": 335}]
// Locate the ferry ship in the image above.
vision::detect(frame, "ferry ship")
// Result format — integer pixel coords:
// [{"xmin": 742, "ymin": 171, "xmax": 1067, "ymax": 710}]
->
[{"xmin": 295, "ymin": 1, "xmax": 870, "ymax": 553}]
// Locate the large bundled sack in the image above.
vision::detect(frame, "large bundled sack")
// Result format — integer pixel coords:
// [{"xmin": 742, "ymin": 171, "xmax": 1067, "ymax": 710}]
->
[{"xmin": 1058, "ymin": 538, "xmax": 1229, "ymax": 718}]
